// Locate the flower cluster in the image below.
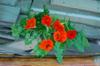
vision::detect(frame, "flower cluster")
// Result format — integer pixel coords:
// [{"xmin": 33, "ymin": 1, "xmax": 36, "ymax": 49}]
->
[
  {"xmin": 24, "ymin": 15, "xmax": 77, "ymax": 51},
  {"xmin": 12, "ymin": 7, "xmax": 89, "ymax": 63}
]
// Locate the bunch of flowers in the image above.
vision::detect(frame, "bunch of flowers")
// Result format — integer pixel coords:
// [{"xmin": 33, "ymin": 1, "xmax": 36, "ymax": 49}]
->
[{"xmin": 12, "ymin": 6, "xmax": 89, "ymax": 63}]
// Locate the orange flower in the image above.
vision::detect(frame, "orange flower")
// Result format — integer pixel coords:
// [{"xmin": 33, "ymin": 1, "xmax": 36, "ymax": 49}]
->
[
  {"xmin": 41, "ymin": 15, "xmax": 52, "ymax": 27},
  {"xmin": 67, "ymin": 30, "xmax": 77, "ymax": 40},
  {"xmin": 39, "ymin": 39, "xmax": 54, "ymax": 51},
  {"xmin": 53, "ymin": 19, "xmax": 65, "ymax": 31},
  {"xmin": 25, "ymin": 18, "xmax": 36, "ymax": 29},
  {"xmin": 53, "ymin": 31, "xmax": 67, "ymax": 43}
]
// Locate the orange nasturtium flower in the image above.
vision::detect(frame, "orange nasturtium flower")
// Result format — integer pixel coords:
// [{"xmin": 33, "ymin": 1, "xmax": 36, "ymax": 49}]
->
[
  {"xmin": 67, "ymin": 30, "xmax": 77, "ymax": 40},
  {"xmin": 53, "ymin": 19, "xmax": 65, "ymax": 31},
  {"xmin": 41, "ymin": 15, "xmax": 52, "ymax": 27},
  {"xmin": 39, "ymin": 39, "xmax": 54, "ymax": 52},
  {"xmin": 25, "ymin": 18, "xmax": 36, "ymax": 29},
  {"xmin": 53, "ymin": 31, "xmax": 67, "ymax": 43}
]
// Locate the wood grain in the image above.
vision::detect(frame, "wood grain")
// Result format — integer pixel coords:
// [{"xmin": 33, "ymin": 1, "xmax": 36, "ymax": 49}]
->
[
  {"xmin": 72, "ymin": 22, "xmax": 100, "ymax": 39},
  {"xmin": 0, "ymin": 22, "xmax": 12, "ymax": 28},
  {"xmin": 0, "ymin": 0, "xmax": 17, "ymax": 6},
  {"xmin": 0, "ymin": 5, "xmax": 20, "ymax": 23},
  {"xmin": 0, "ymin": 33, "xmax": 15, "ymax": 40},
  {"xmin": 0, "ymin": 57, "xmax": 96, "ymax": 66},
  {"xmin": 0, "ymin": 38, "xmax": 11, "ymax": 44},
  {"xmin": 51, "ymin": 0, "xmax": 100, "ymax": 13},
  {"xmin": 16, "ymin": 0, "xmax": 32, "ymax": 14},
  {"xmin": 32, "ymin": 0, "xmax": 100, "ymax": 27}
]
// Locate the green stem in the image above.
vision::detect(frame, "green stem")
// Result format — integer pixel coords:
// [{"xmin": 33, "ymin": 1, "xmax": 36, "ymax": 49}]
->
[{"xmin": 67, "ymin": 25, "xmax": 70, "ymax": 30}]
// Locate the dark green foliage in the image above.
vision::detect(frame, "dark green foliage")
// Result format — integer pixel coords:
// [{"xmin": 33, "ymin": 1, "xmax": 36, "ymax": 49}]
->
[{"xmin": 54, "ymin": 42, "xmax": 65, "ymax": 63}]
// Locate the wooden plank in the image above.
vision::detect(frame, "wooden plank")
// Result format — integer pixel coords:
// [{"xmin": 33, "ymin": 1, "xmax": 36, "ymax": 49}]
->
[
  {"xmin": 0, "ymin": 29, "xmax": 10, "ymax": 33},
  {"xmin": 0, "ymin": 40, "xmax": 32, "ymax": 55},
  {"xmin": 51, "ymin": 0, "xmax": 100, "ymax": 13},
  {"xmin": 0, "ymin": 33, "xmax": 15, "ymax": 40},
  {"xmin": 0, "ymin": 38, "xmax": 11, "ymax": 44},
  {"xmin": 0, "ymin": 22, "xmax": 12, "ymax": 28},
  {"xmin": 72, "ymin": 22, "xmax": 100, "ymax": 39},
  {"xmin": 32, "ymin": 0, "xmax": 100, "ymax": 27},
  {"xmin": 0, "ymin": 15, "xmax": 28, "ymax": 44},
  {"xmin": 0, "ymin": 54, "xmax": 14, "ymax": 57},
  {"xmin": 16, "ymin": 0, "xmax": 32, "ymax": 14},
  {"xmin": 0, "ymin": 57, "xmax": 96, "ymax": 66},
  {"xmin": 0, "ymin": 5, "xmax": 20, "ymax": 23},
  {"xmin": 6, "ymin": 39, "xmax": 38, "ymax": 51},
  {"xmin": 0, "ymin": 0, "xmax": 17, "ymax": 6}
]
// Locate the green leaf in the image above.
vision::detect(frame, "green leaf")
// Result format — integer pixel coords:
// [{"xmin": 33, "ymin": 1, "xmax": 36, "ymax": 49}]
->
[
  {"xmin": 52, "ymin": 16, "xmax": 59, "ymax": 22},
  {"xmin": 80, "ymin": 31, "xmax": 89, "ymax": 48},
  {"xmin": 43, "ymin": 5, "xmax": 49, "ymax": 15},
  {"xmin": 67, "ymin": 18, "xmax": 71, "ymax": 26},
  {"xmin": 74, "ymin": 42, "xmax": 85, "ymax": 52},
  {"xmin": 11, "ymin": 24, "xmax": 23, "ymax": 39},
  {"xmin": 54, "ymin": 42, "xmax": 64, "ymax": 64},
  {"xmin": 24, "ymin": 32, "xmax": 31, "ymax": 45},
  {"xmin": 28, "ymin": 11, "xmax": 36, "ymax": 18},
  {"xmin": 65, "ymin": 39, "xmax": 74, "ymax": 48},
  {"xmin": 63, "ymin": 18, "xmax": 75, "ymax": 30},
  {"xmin": 66, "ymin": 31, "xmax": 89, "ymax": 53},
  {"xmin": 24, "ymin": 31, "xmax": 39, "ymax": 45},
  {"xmin": 73, "ymin": 32, "xmax": 85, "ymax": 52},
  {"xmin": 19, "ymin": 17, "xmax": 27, "ymax": 27}
]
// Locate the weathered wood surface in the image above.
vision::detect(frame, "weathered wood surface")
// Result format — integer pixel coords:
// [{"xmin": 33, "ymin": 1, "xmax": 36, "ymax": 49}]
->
[
  {"xmin": 51, "ymin": 0, "xmax": 100, "ymax": 13},
  {"xmin": 0, "ymin": 39, "xmax": 100, "ymax": 56},
  {"xmin": 0, "ymin": 28, "xmax": 10, "ymax": 34},
  {"xmin": 0, "ymin": 33, "xmax": 15, "ymax": 40},
  {"xmin": 72, "ymin": 22, "xmax": 100, "ymax": 39},
  {"xmin": 0, "ymin": 0, "xmax": 17, "ymax": 6},
  {"xmin": 16, "ymin": 0, "xmax": 32, "ymax": 14},
  {"xmin": 32, "ymin": 0, "xmax": 100, "ymax": 27},
  {"xmin": 0, "ymin": 39, "xmax": 11, "ymax": 44},
  {"xmin": 0, "ymin": 5, "xmax": 20, "ymax": 23},
  {"xmin": 0, "ymin": 15, "xmax": 28, "ymax": 44},
  {"xmin": 0, "ymin": 57, "xmax": 96, "ymax": 66},
  {"xmin": 0, "ymin": 22, "xmax": 12, "ymax": 28}
]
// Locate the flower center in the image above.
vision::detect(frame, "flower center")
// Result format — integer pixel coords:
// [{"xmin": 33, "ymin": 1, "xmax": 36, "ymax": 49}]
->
[{"xmin": 46, "ymin": 44, "xmax": 50, "ymax": 48}]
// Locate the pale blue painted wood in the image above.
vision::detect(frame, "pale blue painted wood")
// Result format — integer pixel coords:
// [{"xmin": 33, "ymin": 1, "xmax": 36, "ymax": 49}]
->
[
  {"xmin": 0, "ymin": 33, "xmax": 15, "ymax": 40},
  {"xmin": 51, "ymin": 0, "xmax": 100, "ymax": 13},
  {"xmin": 72, "ymin": 22, "xmax": 100, "ymax": 39},
  {"xmin": 0, "ymin": 5, "xmax": 20, "ymax": 23},
  {"xmin": 17, "ymin": 0, "xmax": 32, "ymax": 14},
  {"xmin": 0, "ymin": 0, "xmax": 17, "ymax": 6},
  {"xmin": 32, "ymin": 0, "xmax": 100, "ymax": 27},
  {"xmin": 0, "ymin": 22, "xmax": 11, "ymax": 27},
  {"xmin": 0, "ymin": 40, "xmax": 100, "ymax": 56}
]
